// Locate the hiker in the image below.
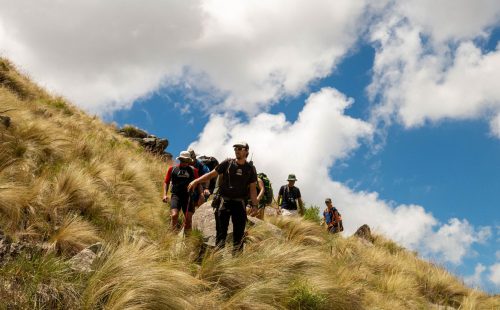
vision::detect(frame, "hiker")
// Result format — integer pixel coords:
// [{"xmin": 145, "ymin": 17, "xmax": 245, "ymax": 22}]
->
[
  {"xmin": 188, "ymin": 148, "xmax": 211, "ymax": 203},
  {"xmin": 323, "ymin": 198, "xmax": 343, "ymax": 233},
  {"xmin": 197, "ymin": 155, "xmax": 220, "ymax": 195},
  {"xmin": 248, "ymin": 172, "xmax": 273, "ymax": 220},
  {"xmin": 162, "ymin": 151, "xmax": 204, "ymax": 232},
  {"xmin": 277, "ymin": 174, "xmax": 304, "ymax": 216},
  {"xmin": 188, "ymin": 141, "xmax": 258, "ymax": 254}
]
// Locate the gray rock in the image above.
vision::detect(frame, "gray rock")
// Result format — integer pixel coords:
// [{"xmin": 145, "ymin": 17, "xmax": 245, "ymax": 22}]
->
[
  {"xmin": 68, "ymin": 242, "xmax": 102, "ymax": 273},
  {"xmin": 192, "ymin": 202, "xmax": 232, "ymax": 247},
  {"xmin": 140, "ymin": 137, "xmax": 168, "ymax": 154},
  {"xmin": 263, "ymin": 206, "xmax": 280, "ymax": 217},
  {"xmin": 0, "ymin": 115, "xmax": 10, "ymax": 128},
  {"xmin": 247, "ymin": 216, "xmax": 282, "ymax": 238},
  {"xmin": 354, "ymin": 224, "xmax": 374, "ymax": 243}
]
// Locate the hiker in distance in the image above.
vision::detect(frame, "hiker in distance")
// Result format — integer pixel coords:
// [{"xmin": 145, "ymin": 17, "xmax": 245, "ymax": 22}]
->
[
  {"xmin": 323, "ymin": 198, "xmax": 343, "ymax": 233},
  {"xmin": 277, "ymin": 174, "xmax": 304, "ymax": 216},
  {"xmin": 163, "ymin": 151, "xmax": 204, "ymax": 232},
  {"xmin": 188, "ymin": 141, "xmax": 258, "ymax": 254},
  {"xmin": 187, "ymin": 148, "xmax": 211, "ymax": 203}
]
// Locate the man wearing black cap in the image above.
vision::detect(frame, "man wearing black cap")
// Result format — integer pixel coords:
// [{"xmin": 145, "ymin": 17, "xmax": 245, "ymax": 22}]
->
[{"xmin": 188, "ymin": 141, "xmax": 258, "ymax": 254}]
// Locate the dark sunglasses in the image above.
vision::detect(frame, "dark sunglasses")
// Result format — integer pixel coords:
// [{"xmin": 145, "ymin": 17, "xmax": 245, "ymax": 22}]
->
[{"xmin": 234, "ymin": 147, "xmax": 246, "ymax": 151}]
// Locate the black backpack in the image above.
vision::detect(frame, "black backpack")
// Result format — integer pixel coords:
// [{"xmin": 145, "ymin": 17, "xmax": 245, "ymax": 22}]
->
[
  {"xmin": 198, "ymin": 155, "xmax": 219, "ymax": 194},
  {"xmin": 198, "ymin": 155, "xmax": 219, "ymax": 171}
]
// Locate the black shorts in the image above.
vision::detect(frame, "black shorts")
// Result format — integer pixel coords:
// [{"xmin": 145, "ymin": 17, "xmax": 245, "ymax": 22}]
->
[{"xmin": 170, "ymin": 194, "xmax": 195, "ymax": 213}]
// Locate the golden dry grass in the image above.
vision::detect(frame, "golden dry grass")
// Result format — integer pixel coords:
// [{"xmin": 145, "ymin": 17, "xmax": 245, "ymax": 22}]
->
[
  {"xmin": 83, "ymin": 232, "xmax": 204, "ymax": 310},
  {"xmin": 0, "ymin": 57, "xmax": 499, "ymax": 309},
  {"xmin": 47, "ymin": 214, "xmax": 101, "ymax": 256}
]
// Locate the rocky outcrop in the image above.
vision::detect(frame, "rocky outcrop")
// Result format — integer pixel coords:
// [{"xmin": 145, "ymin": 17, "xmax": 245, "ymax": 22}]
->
[
  {"xmin": 354, "ymin": 224, "xmax": 374, "ymax": 243},
  {"xmin": 136, "ymin": 137, "xmax": 168, "ymax": 155},
  {"xmin": 117, "ymin": 125, "xmax": 171, "ymax": 160},
  {"xmin": 1, "ymin": 230, "xmax": 41, "ymax": 262}
]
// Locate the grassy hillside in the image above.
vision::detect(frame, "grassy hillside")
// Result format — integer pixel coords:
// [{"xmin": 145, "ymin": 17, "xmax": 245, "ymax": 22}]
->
[{"xmin": 0, "ymin": 58, "xmax": 499, "ymax": 309}]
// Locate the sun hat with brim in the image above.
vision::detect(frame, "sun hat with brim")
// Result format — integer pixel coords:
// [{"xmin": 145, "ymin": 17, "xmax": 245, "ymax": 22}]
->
[
  {"xmin": 233, "ymin": 141, "xmax": 249, "ymax": 149},
  {"xmin": 176, "ymin": 151, "xmax": 192, "ymax": 162},
  {"xmin": 287, "ymin": 174, "xmax": 297, "ymax": 181}
]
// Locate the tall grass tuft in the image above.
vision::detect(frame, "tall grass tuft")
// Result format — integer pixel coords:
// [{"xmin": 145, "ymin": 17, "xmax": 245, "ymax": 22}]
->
[
  {"xmin": 46, "ymin": 166, "xmax": 98, "ymax": 218},
  {"xmin": 269, "ymin": 216, "xmax": 325, "ymax": 246},
  {"xmin": 0, "ymin": 183, "xmax": 34, "ymax": 230},
  {"xmin": 48, "ymin": 214, "xmax": 101, "ymax": 256},
  {"xmin": 83, "ymin": 232, "xmax": 203, "ymax": 309}
]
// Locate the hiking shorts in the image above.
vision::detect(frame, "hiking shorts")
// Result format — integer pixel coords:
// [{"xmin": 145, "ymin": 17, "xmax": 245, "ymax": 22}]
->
[{"xmin": 170, "ymin": 194, "xmax": 195, "ymax": 213}]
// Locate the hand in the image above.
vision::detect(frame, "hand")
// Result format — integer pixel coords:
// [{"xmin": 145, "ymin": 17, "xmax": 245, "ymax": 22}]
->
[
  {"xmin": 187, "ymin": 180, "xmax": 197, "ymax": 192},
  {"xmin": 203, "ymin": 189, "xmax": 210, "ymax": 197},
  {"xmin": 252, "ymin": 206, "xmax": 258, "ymax": 216},
  {"xmin": 162, "ymin": 195, "xmax": 169, "ymax": 203}
]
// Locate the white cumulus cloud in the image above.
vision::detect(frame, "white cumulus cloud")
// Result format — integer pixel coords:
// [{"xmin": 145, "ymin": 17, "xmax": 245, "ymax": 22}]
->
[
  {"xmin": 423, "ymin": 219, "xmax": 491, "ymax": 264},
  {"xmin": 489, "ymin": 263, "xmax": 500, "ymax": 287},
  {"xmin": 368, "ymin": 2, "xmax": 500, "ymax": 137},
  {"xmin": 0, "ymin": 0, "xmax": 368, "ymax": 115},
  {"xmin": 396, "ymin": 0, "xmax": 500, "ymax": 41}
]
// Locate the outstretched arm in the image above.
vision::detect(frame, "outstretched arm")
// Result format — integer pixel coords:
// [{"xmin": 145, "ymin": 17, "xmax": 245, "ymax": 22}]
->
[{"xmin": 188, "ymin": 169, "xmax": 218, "ymax": 192}]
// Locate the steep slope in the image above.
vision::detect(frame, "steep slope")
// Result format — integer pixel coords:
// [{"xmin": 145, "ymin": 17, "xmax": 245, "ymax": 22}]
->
[{"xmin": 0, "ymin": 58, "xmax": 498, "ymax": 309}]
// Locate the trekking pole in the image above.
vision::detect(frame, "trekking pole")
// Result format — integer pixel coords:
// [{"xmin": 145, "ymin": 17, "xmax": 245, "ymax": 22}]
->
[{"xmin": 179, "ymin": 192, "xmax": 193, "ymax": 237}]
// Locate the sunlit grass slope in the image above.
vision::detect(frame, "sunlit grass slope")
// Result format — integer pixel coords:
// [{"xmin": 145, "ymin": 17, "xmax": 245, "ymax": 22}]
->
[{"xmin": 0, "ymin": 58, "xmax": 499, "ymax": 309}]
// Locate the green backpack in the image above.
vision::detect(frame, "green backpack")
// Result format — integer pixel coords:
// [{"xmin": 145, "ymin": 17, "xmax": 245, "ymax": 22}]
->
[{"xmin": 258, "ymin": 172, "xmax": 274, "ymax": 205}]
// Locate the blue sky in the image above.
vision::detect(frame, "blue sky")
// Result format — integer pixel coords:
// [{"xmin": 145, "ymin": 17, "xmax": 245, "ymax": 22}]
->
[{"xmin": 1, "ymin": 0, "xmax": 499, "ymax": 292}]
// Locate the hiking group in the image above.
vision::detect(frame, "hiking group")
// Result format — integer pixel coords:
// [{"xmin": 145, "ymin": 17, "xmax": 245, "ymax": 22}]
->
[{"xmin": 163, "ymin": 141, "xmax": 344, "ymax": 253}]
